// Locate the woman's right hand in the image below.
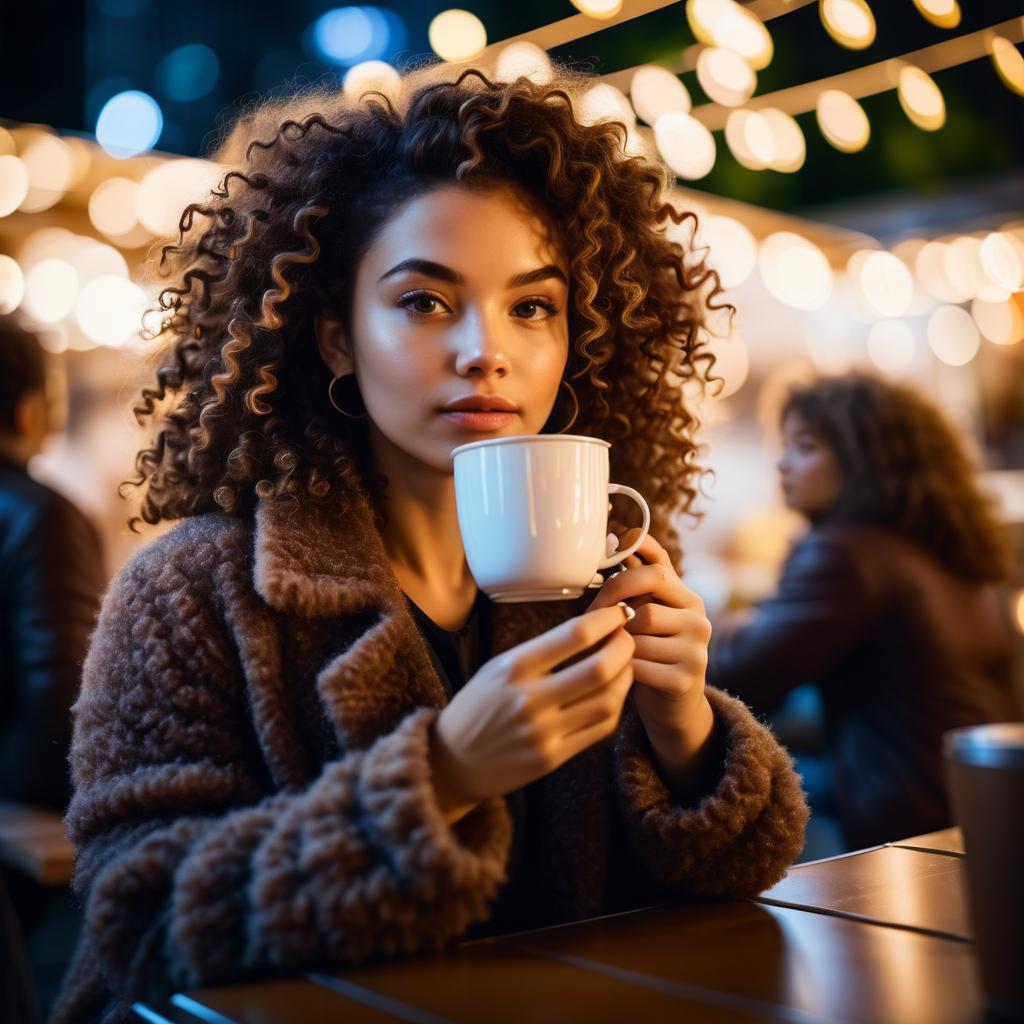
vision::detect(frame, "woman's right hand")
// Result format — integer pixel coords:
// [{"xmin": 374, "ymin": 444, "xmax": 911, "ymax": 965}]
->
[{"xmin": 428, "ymin": 603, "xmax": 635, "ymax": 823}]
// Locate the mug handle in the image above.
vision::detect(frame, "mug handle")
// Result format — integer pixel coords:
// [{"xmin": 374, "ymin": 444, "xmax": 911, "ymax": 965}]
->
[{"xmin": 598, "ymin": 484, "xmax": 651, "ymax": 569}]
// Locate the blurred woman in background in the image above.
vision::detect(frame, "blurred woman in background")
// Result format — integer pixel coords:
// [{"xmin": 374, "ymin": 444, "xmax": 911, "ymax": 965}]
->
[{"xmin": 708, "ymin": 373, "xmax": 1020, "ymax": 851}]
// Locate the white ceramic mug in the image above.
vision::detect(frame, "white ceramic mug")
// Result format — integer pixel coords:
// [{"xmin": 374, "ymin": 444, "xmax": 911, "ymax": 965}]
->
[{"xmin": 451, "ymin": 434, "xmax": 651, "ymax": 602}]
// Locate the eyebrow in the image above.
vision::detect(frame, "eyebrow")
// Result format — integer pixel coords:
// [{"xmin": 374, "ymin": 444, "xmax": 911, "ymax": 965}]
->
[{"xmin": 378, "ymin": 258, "xmax": 568, "ymax": 289}]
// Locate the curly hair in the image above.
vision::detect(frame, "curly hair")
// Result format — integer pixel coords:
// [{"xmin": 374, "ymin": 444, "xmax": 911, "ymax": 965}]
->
[
  {"xmin": 127, "ymin": 64, "xmax": 727, "ymax": 569},
  {"xmin": 783, "ymin": 374, "xmax": 1011, "ymax": 582}
]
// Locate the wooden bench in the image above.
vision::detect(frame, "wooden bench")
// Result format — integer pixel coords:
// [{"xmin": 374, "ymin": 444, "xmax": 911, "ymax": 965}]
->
[{"xmin": 0, "ymin": 801, "xmax": 74, "ymax": 887}]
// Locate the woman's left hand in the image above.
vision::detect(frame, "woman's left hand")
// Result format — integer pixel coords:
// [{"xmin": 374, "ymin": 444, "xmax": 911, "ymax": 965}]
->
[{"xmin": 586, "ymin": 530, "xmax": 714, "ymax": 749}]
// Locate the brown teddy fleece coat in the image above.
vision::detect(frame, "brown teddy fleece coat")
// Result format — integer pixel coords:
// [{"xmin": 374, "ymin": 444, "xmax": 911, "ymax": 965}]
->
[{"xmin": 52, "ymin": 484, "xmax": 808, "ymax": 1023}]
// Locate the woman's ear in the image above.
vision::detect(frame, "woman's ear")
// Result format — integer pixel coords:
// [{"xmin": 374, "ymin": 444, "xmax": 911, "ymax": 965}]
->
[{"xmin": 315, "ymin": 313, "xmax": 354, "ymax": 376}]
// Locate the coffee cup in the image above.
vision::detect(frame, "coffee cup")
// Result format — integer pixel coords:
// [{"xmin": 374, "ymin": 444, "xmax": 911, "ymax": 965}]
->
[
  {"xmin": 943, "ymin": 723, "xmax": 1024, "ymax": 1022},
  {"xmin": 451, "ymin": 434, "xmax": 651, "ymax": 602}
]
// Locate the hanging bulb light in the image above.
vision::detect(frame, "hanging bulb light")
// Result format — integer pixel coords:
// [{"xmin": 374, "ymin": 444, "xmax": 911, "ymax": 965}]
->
[
  {"xmin": 911, "ymin": 0, "xmax": 960, "ymax": 30},
  {"xmin": 816, "ymin": 89, "xmax": 870, "ymax": 152},
  {"xmin": 686, "ymin": 0, "xmax": 773, "ymax": 70},
  {"xmin": 990, "ymin": 37, "xmax": 1024, "ymax": 97},
  {"xmin": 569, "ymin": 0, "xmax": 624, "ymax": 19},
  {"xmin": 820, "ymin": 0, "xmax": 876, "ymax": 50},
  {"xmin": 897, "ymin": 65, "xmax": 945, "ymax": 131},
  {"xmin": 629, "ymin": 65, "xmax": 691, "ymax": 125},
  {"xmin": 696, "ymin": 46, "xmax": 756, "ymax": 106}
]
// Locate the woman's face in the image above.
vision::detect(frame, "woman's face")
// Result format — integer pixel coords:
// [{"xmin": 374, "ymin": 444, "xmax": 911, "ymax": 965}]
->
[
  {"xmin": 318, "ymin": 183, "xmax": 571, "ymax": 474},
  {"xmin": 776, "ymin": 411, "xmax": 844, "ymax": 519}
]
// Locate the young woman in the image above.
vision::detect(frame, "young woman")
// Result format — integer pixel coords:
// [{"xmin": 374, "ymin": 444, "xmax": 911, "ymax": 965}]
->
[
  {"xmin": 54, "ymin": 66, "xmax": 808, "ymax": 1023},
  {"xmin": 709, "ymin": 373, "xmax": 1019, "ymax": 850}
]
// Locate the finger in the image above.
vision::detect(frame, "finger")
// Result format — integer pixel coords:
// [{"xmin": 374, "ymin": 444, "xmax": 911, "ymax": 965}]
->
[
  {"xmin": 558, "ymin": 662, "xmax": 633, "ymax": 737},
  {"xmin": 543, "ymin": 629, "xmax": 635, "ymax": 706},
  {"xmin": 624, "ymin": 532, "xmax": 675, "ymax": 570},
  {"xmin": 512, "ymin": 603, "xmax": 631, "ymax": 677},
  {"xmin": 625, "ymin": 603, "xmax": 687, "ymax": 637},
  {"xmin": 588, "ymin": 563, "xmax": 690, "ymax": 611},
  {"xmin": 632, "ymin": 655, "xmax": 706, "ymax": 692},
  {"xmin": 631, "ymin": 633, "xmax": 687, "ymax": 664}
]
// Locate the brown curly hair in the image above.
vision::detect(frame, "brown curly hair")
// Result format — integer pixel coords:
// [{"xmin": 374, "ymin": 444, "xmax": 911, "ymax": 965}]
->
[
  {"xmin": 127, "ymin": 64, "xmax": 726, "ymax": 569},
  {"xmin": 783, "ymin": 373, "xmax": 1012, "ymax": 582}
]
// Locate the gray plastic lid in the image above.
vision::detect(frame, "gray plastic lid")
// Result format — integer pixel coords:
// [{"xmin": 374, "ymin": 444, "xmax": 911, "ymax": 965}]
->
[{"xmin": 943, "ymin": 723, "xmax": 1024, "ymax": 769}]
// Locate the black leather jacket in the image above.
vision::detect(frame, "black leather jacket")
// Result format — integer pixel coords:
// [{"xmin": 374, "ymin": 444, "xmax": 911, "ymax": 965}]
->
[
  {"xmin": 708, "ymin": 523, "xmax": 1019, "ymax": 849},
  {"xmin": 0, "ymin": 459, "xmax": 105, "ymax": 811}
]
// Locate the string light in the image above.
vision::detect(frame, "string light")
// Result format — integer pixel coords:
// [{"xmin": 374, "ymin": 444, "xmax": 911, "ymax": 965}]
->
[
  {"xmin": 815, "ymin": 89, "xmax": 870, "ymax": 152},
  {"xmin": 629, "ymin": 65, "xmax": 690, "ymax": 125},
  {"xmin": 699, "ymin": 215, "xmax": 758, "ymax": 289},
  {"xmin": 724, "ymin": 110, "xmax": 775, "ymax": 170},
  {"xmin": 911, "ymin": 0, "xmax": 960, "ymax": 30},
  {"xmin": 928, "ymin": 304, "xmax": 980, "ymax": 365},
  {"xmin": 897, "ymin": 65, "xmax": 946, "ymax": 131},
  {"xmin": 0, "ymin": 155, "xmax": 29, "ymax": 217},
  {"xmin": 0, "ymin": 255, "xmax": 24, "ymax": 314},
  {"xmin": 428, "ymin": 9, "xmax": 487, "ymax": 63},
  {"xmin": 820, "ymin": 0, "xmax": 877, "ymax": 50},
  {"xmin": 88, "ymin": 177, "xmax": 141, "ymax": 238},
  {"xmin": 342, "ymin": 60, "xmax": 403, "ymax": 104},
  {"xmin": 858, "ymin": 251, "xmax": 914, "ymax": 317},
  {"xmin": 22, "ymin": 259, "xmax": 78, "ymax": 324},
  {"xmin": 759, "ymin": 232, "xmax": 833, "ymax": 311},
  {"xmin": 696, "ymin": 47, "xmax": 756, "ymax": 107},
  {"xmin": 760, "ymin": 108, "xmax": 805, "ymax": 172},
  {"xmin": 577, "ymin": 83, "xmax": 635, "ymax": 127},
  {"xmin": 990, "ymin": 37, "xmax": 1024, "ymax": 97},
  {"xmin": 495, "ymin": 41, "xmax": 553, "ymax": 85},
  {"xmin": 971, "ymin": 296, "xmax": 1024, "ymax": 346},
  {"xmin": 686, "ymin": 0, "xmax": 773, "ymax": 71},
  {"xmin": 569, "ymin": 0, "xmax": 623, "ymax": 19},
  {"xmin": 654, "ymin": 111, "xmax": 716, "ymax": 179}
]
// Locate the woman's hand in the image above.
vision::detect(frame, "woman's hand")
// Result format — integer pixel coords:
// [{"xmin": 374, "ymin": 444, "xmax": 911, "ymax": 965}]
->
[
  {"xmin": 429, "ymin": 604, "xmax": 635, "ymax": 824},
  {"xmin": 586, "ymin": 531, "xmax": 717, "ymax": 796}
]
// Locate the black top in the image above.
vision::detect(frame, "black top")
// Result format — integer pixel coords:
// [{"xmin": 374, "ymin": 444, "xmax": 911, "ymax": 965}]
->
[
  {"xmin": 0, "ymin": 458, "xmax": 106, "ymax": 810},
  {"xmin": 403, "ymin": 589, "xmax": 535, "ymax": 936}
]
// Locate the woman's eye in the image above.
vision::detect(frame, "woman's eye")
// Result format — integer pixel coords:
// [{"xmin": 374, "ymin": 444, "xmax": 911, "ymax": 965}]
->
[
  {"xmin": 398, "ymin": 292, "xmax": 448, "ymax": 316},
  {"xmin": 512, "ymin": 298, "xmax": 558, "ymax": 320}
]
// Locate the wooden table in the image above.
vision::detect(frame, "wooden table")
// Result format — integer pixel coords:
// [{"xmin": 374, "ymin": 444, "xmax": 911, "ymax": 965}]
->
[
  {"xmin": 133, "ymin": 828, "xmax": 984, "ymax": 1024},
  {"xmin": 0, "ymin": 800, "xmax": 75, "ymax": 886}
]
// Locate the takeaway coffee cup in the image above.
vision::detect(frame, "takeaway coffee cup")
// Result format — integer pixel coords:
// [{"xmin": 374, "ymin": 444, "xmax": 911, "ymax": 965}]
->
[
  {"xmin": 451, "ymin": 434, "xmax": 651, "ymax": 602},
  {"xmin": 943, "ymin": 723, "xmax": 1024, "ymax": 1022}
]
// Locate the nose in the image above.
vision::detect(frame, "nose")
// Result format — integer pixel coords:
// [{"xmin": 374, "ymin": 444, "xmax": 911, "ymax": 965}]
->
[{"xmin": 454, "ymin": 310, "xmax": 511, "ymax": 379}]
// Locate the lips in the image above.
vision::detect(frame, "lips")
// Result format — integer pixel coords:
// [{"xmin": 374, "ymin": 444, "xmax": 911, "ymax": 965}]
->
[{"xmin": 441, "ymin": 394, "xmax": 519, "ymax": 413}]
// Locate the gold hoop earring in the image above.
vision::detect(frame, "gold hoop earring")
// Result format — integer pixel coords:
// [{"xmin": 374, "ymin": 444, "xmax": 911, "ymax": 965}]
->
[
  {"xmin": 554, "ymin": 379, "xmax": 579, "ymax": 435},
  {"xmin": 328, "ymin": 374, "xmax": 368, "ymax": 419}
]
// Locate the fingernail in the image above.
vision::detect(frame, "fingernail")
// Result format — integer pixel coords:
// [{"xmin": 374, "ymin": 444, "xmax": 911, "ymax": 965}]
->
[{"xmin": 616, "ymin": 600, "xmax": 635, "ymax": 621}]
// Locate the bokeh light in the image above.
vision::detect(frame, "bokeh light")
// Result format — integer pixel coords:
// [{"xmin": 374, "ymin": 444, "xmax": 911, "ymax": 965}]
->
[
  {"xmin": 979, "ymin": 232, "xmax": 1024, "ymax": 294},
  {"xmin": 858, "ymin": 250, "xmax": 914, "ymax": 317},
  {"xmin": 816, "ymin": 90, "xmax": 870, "ymax": 152},
  {"xmin": 155, "ymin": 43, "xmax": 220, "ymax": 102},
  {"xmin": 696, "ymin": 47, "xmax": 756, "ymax": 107},
  {"xmin": 88, "ymin": 177, "xmax": 142, "ymax": 238},
  {"xmin": 577, "ymin": 83, "xmax": 635, "ymax": 127},
  {"xmin": 18, "ymin": 134, "xmax": 74, "ymax": 213},
  {"xmin": 759, "ymin": 232, "xmax": 833, "ymax": 310},
  {"xmin": 820, "ymin": 0, "xmax": 876, "ymax": 50},
  {"xmin": 654, "ymin": 111, "xmax": 716, "ymax": 179},
  {"xmin": 569, "ymin": 0, "xmax": 624, "ymax": 17},
  {"xmin": 971, "ymin": 296, "xmax": 1024, "ymax": 346},
  {"xmin": 0, "ymin": 155, "xmax": 29, "ymax": 216},
  {"xmin": 867, "ymin": 319, "xmax": 916, "ymax": 372},
  {"xmin": 699, "ymin": 215, "xmax": 757, "ymax": 289},
  {"xmin": 342, "ymin": 60, "xmax": 403, "ymax": 104},
  {"xmin": 761, "ymin": 108, "xmax": 805, "ymax": 172},
  {"xmin": 76, "ymin": 276, "xmax": 147, "ymax": 347},
  {"xmin": 313, "ymin": 7, "xmax": 400, "ymax": 66},
  {"xmin": 629, "ymin": 65, "xmax": 690, "ymax": 125},
  {"xmin": 706, "ymin": 328, "xmax": 750, "ymax": 399},
  {"xmin": 138, "ymin": 158, "xmax": 223, "ymax": 237},
  {"xmin": 22, "ymin": 259, "xmax": 79, "ymax": 324},
  {"xmin": 897, "ymin": 65, "xmax": 945, "ymax": 131},
  {"xmin": 927, "ymin": 304, "xmax": 980, "ymax": 365},
  {"xmin": 990, "ymin": 37, "xmax": 1024, "ymax": 96},
  {"xmin": 915, "ymin": 240, "xmax": 968, "ymax": 303},
  {"xmin": 495, "ymin": 42, "xmax": 553, "ymax": 85},
  {"xmin": 0, "ymin": 255, "xmax": 25, "ymax": 314},
  {"xmin": 96, "ymin": 90, "xmax": 163, "ymax": 158},
  {"xmin": 724, "ymin": 109, "xmax": 775, "ymax": 170},
  {"xmin": 686, "ymin": 0, "xmax": 773, "ymax": 70},
  {"xmin": 911, "ymin": 0, "xmax": 960, "ymax": 30},
  {"xmin": 429, "ymin": 9, "xmax": 487, "ymax": 63}
]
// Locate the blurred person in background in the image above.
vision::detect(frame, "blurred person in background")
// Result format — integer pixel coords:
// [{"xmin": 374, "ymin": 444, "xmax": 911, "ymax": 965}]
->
[
  {"xmin": 708, "ymin": 373, "xmax": 1020, "ymax": 852},
  {"xmin": 0, "ymin": 315, "xmax": 105, "ymax": 816}
]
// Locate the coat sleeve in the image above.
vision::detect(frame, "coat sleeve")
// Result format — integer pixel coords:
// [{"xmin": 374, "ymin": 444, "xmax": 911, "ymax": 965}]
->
[
  {"xmin": 0, "ymin": 495, "xmax": 105, "ymax": 810},
  {"xmin": 705, "ymin": 532, "xmax": 877, "ymax": 714},
  {"xmin": 612, "ymin": 687, "xmax": 809, "ymax": 897},
  {"xmin": 62, "ymin": 551, "xmax": 512, "ymax": 1011}
]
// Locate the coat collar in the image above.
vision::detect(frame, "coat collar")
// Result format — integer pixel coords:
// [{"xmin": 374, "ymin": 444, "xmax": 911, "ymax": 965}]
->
[{"xmin": 250, "ymin": 482, "xmax": 585, "ymax": 751}]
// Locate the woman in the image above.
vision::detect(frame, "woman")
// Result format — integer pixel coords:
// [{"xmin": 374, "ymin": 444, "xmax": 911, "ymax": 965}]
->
[
  {"xmin": 54, "ymin": 66, "xmax": 808, "ymax": 1023},
  {"xmin": 709, "ymin": 373, "xmax": 1019, "ymax": 851}
]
